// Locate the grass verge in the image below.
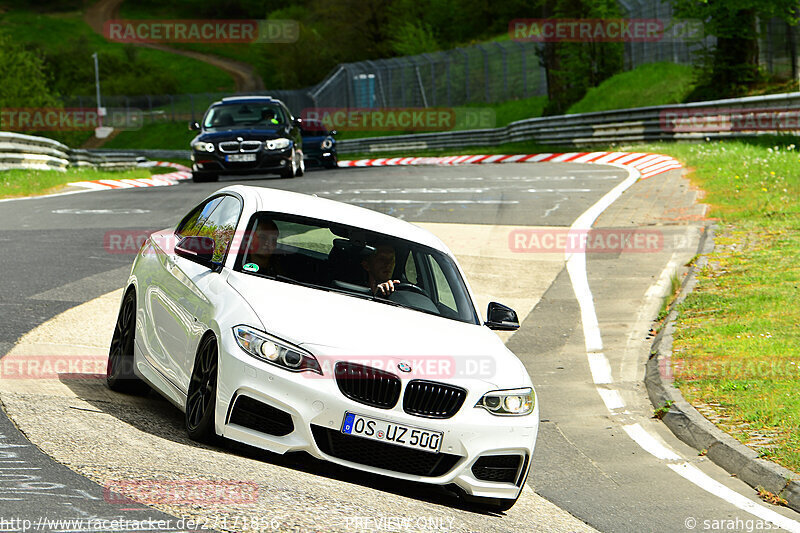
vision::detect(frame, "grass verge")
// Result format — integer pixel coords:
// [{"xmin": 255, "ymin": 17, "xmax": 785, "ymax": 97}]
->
[
  {"xmin": 626, "ymin": 139, "xmax": 799, "ymax": 475},
  {"xmin": 567, "ymin": 62, "xmax": 697, "ymax": 114},
  {"xmin": 102, "ymin": 123, "xmax": 196, "ymax": 150},
  {"xmin": 0, "ymin": 10, "xmax": 234, "ymax": 95},
  {"xmin": 0, "ymin": 166, "xmax": 177, "ymax": 199}
]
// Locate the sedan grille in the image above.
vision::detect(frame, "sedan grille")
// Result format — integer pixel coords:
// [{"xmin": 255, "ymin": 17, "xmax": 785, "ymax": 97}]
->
[
  {"xmin": 240, "ymin": 140, "xmax": 262, "ymax": 152},
  {"xmin": 403, "ymin": 380, "xmax": 467, "ymax": 419},
  {"xmin": 311, "ymin": 425, "xmax": 461, "ymax": 477},
  {"xmin": 218, "ymin": 141, "xmax": 240, "ymax": 153},
  {"xmin": 334, "ymin": 362, "xmax": 401, "ymax": 409}
]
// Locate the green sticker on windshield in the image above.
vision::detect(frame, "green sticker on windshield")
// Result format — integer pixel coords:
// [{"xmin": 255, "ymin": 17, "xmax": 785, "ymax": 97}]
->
[{"xmin": 243, "ymin": 263, "xmax": 259, "ymax": 272}]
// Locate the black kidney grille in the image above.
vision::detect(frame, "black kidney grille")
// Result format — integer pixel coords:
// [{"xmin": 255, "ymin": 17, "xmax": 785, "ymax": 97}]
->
[
  {"xmin": 334, "ymin": 362, "xmax": 401, "ymax": 409},
  {"xmin": 403, "ymin": 380, "xmax": 467, "ymax": 419},
  {"xmin": 228, "ymin": 395, "xmax": 294, "ymax": 437},
  {"xmin": 311, "ymin": 425, "xmax": 461, "ymax": 477},
  {"xmin": 471, "ymin": 455, "xmax": 525, "ymax": 484}
]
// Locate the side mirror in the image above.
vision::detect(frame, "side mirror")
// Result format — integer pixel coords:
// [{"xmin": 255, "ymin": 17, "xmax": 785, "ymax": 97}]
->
[
  {"xmin": 485, "ymin": 302, "xmax": 520, "ymax": 331},
  {"xmin": 189, "ymin": 121, "xmax": 200, "ymax": 131},
  {"xmin": 175, "ymin": 236, "xmax": 219, "ymax": 271}
]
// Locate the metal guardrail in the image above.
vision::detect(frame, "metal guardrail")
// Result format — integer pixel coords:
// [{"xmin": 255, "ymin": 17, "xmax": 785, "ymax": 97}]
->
[
  {"xmin": 0, "ymin": 132, "xmax": 140, "ymax": 172},
  {"xmin": 336, "ymin": 92, "xmax": 800, "ymax": 154}
]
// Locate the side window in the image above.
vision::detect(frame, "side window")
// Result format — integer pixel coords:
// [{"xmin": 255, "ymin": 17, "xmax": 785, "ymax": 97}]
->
[
  {"xmin": 195, "ymin": 196, "xmax": 242, "ymax": 263},
  {"xmin": 427, "ymin": 255, "xmax": 457, "ymax": 311},
  {"xmin": 404, "ymin": 252, "xmax": 418, "ymax": 285},
  {"xmin": 176, "ymin": 197, "xmax": 223, "ymax": 237}
]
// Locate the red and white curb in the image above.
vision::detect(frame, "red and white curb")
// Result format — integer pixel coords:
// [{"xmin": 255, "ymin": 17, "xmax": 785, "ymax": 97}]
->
[
  {"xmin": 68, "ymin": 161, "xmax": 192, "ymax": 190},
  {"xmin": 339, "ymin": 151, "xmax": 683, "ymax": 179}
]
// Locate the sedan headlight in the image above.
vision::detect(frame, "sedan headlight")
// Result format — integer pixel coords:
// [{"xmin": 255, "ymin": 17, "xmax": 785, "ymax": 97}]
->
[
  {"xmin": 321, "ymin": 137, "xmax": 333, "ymax": 149},
  {"xmin": 475, "ymin": 387, "xmax": 534, "ymax": 416},
  {"xmin": 233, "ymin": 325, "xmax": 321, "ymax": 374},
  {"xmin": 192, "ymin": 141, "xmax": 215, "ymax": 152},
  {"xmin": 265, "ymin": 138, "xmax": 292, "ymax": 150}
]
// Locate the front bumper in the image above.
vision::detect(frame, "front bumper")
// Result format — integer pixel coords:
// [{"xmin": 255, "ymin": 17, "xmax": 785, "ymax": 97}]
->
[
  {"xmin": 191, "ymin": 149, "xmax": 292, "ymax": 175},
  {"xmin": 302, "ymin": 149, "xmax": 337, "ymax": 168},
  {"xmin": 215, "ymin": 331, "xmax": 539, "ymax": 500}
]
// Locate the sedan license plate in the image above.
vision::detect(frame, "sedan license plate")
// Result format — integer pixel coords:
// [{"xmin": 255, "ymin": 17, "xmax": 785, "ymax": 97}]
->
[
  {"xmin": 341, "ymin": 412, "xmax": 442, "ymax": 453},
  {"xmin": 225, "ymin": 153, "xmax": 256, "ymax": 162}
]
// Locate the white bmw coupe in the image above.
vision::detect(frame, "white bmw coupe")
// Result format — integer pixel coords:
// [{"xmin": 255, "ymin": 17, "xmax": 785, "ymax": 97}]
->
[{"xmin": 107, "ymin": 185, "xmax": 539, "ymax": 511}]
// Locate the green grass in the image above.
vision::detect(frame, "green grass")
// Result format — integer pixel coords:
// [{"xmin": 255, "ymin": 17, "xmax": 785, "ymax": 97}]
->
[
  {"xmin": 0, "ymin": 10, "xmax": 234, "ymax": 95},
  {"xmin": 567, "ymin": 62, "xmax": 697, "ymax": 114},
  {"xmin": 0, "ymin": 166, "xmax": 174, "ymax": 198},
  {"xmin": 623, "ymin": 138, "xmax": 799, "ymax": 474},
  {"xmin": 103, "ymin": 122, "xmax": 196, "ymax": 150}
]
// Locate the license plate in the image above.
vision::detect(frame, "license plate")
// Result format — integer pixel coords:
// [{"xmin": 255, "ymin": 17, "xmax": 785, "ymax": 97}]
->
[
  {"xmin": 225, "ymin": 153, "xmax": 256, "ymax": 162},
  {"xmin": 341, "ymin": 412, "xmax": 443, "ymax": 453}
]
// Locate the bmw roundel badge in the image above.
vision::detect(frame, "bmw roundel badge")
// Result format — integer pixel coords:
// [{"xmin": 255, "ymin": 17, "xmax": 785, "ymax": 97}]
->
[{"xmin": 397, "ymin": 361, "xmax": 412, "ymax": 373}]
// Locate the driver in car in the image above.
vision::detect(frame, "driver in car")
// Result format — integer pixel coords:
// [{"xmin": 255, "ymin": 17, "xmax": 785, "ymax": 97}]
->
[
  {"xmin": 245, "ymin": 220, "xmax": 283, "ymax": 276},
  {"xmin": 361, "ymin": 243, "xmax": 400, "ymax": 297},
  {"xmin": 262, "ymin": 108, "xmax": 280, "ymax": 125}
]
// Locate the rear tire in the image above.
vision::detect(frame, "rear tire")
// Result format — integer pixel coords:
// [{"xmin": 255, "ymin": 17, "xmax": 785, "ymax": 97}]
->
[
  {"xmin": 107, "ymin": 289, "xmax": 149, "ymax": 394},
  {"xmin": 186, "ymin": 334, "xmax": 219, "ymax": 443},
  {"xmin": 192, "ymin": 172, "xmax": 219, "ymax": 183}
]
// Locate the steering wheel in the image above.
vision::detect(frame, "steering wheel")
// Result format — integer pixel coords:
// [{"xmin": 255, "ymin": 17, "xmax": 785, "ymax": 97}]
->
[{"xmin": 393, "ymin": 282, "xmax": 427, "ymax": 296}]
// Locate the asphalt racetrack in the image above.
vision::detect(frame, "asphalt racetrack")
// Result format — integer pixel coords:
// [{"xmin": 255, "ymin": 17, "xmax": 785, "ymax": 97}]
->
[{"xmin": 1, "ymin": 163, "xmax": 799, "ymax": 532}]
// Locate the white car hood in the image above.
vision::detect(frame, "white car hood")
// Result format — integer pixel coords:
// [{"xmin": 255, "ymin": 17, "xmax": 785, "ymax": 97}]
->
[{"xmin": 226, "ymin": 272, "xmax": 530, "ymax": 389}]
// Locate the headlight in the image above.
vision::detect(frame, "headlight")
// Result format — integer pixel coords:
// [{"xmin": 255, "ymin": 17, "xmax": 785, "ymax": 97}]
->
[
  {"xmin": 475, "ymin": 387, "xmax": 534, "ymax": 416},
  {"xmin": 233, "ymin": 325, "xmax": 321, "ymax": 374},
  {"xmin": 321, "ymin": 137, "xmax": 333, "ymax": 149},
  {"xmin": 192, "ymin": 141, "xmax": 215, "ymax": 152},
  {"xmin": 265, "ymin": 138, "xmax": 292, "ymax": 150}
]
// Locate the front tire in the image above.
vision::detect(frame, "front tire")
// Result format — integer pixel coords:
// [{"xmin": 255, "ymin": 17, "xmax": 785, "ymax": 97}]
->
[
  {"xmin": 107, "ymin": 289, "xmax": 149, "ymax": 394},
  {"xmin": 186, "ymin": 334, "xmax": 219, "ymax": 443},
  {"xmin": 278, "ymin": 149, "xmax": 298, "ymax": 179}
]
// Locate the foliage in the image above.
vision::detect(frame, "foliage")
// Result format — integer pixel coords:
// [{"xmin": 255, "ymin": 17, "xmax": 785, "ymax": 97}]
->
[
  {"xmin": 534, "ymin": 0, "xmax": 625, "ymax": 115},
  {"xmin": 670, "ymin": 0, "xmax": 800, "ymax": 98}
]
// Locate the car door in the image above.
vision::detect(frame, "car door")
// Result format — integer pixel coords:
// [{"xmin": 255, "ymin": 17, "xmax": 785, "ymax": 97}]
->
[{"xmin": 146, "ymin": 195, "xmax": 241, "ymax": 394}]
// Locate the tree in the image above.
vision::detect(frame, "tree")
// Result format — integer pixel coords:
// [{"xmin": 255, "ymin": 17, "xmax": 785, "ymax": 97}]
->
[
  {"xmin": 0, "ymin": 31, "xmax": 59, "ymax": 110},
  {"xmin": 535, "ymin": 0, "xmax": 625, "ymax": 115},
  {"xmin": 671, "ymin": 0, "xmax": 800, "ymax": 96}
]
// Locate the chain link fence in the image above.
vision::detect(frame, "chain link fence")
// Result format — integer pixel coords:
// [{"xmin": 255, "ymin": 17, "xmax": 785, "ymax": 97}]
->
[{"xmin": 309, "ymin": 41, "xmax": 546, "ymax": 110}]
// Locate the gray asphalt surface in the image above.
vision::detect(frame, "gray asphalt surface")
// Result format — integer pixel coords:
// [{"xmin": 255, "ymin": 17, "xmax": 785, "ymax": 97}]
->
[{"xmin": 1, "ymin": 164, "xmax": 797, "ymax": 532}]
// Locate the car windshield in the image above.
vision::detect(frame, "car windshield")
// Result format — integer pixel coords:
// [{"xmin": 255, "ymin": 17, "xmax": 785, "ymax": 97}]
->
[
  {"xmin": 234, "ymin": 212, "xmax": 479, "ymax": 325},
  {"xmin": 203, "ymin": 103, "xmax": 284, "ymax": 129}
]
